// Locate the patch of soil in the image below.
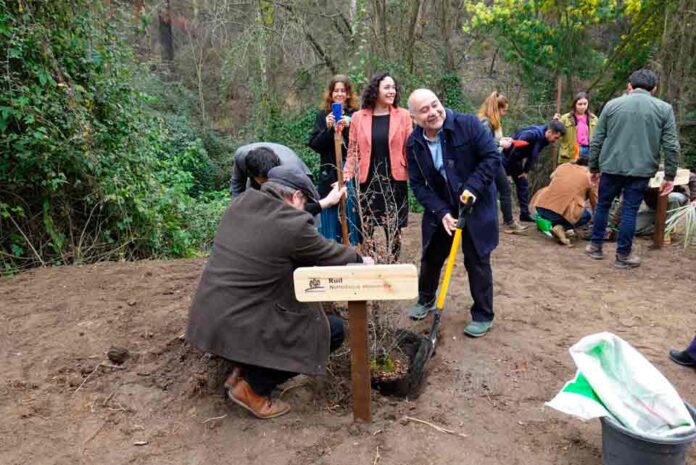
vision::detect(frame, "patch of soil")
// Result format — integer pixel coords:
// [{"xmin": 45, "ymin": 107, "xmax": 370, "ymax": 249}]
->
[{"xmin": 1, "ymin": 213, "xmax": 695, "ymax": 465}]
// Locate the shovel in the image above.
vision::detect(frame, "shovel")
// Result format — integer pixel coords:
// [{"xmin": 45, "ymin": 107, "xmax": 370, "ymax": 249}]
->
[{"xmin": 407, "ymin": 195, "xmax": 474, "ymax": 392}]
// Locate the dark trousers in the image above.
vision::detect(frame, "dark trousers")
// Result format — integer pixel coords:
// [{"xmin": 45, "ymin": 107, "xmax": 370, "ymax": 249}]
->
[
  {"xmin": 494, "ymin": 165, "xmax": 514, "ymax": 224},
  {"xmin": 418, "ymin": 224, "xmax": 494, "ymax": 323},
  {"xmin": 687, "ymin": 336, "xmax": 696, "ymax": 359},
  {"xmin": 512, "ymin": 176, "xmax": 531, "ymax": 220},
  {"xmin": 504, "ymin": 151, "xmax": 531, "ymax": 220},
  {"xmin": 536, "ymin": 207, "xmax": 592, "ymax": 230},
  {"xmin": 590, "ymin": 173, "xmax": 650, "ymax": 256},
  {"xmin": 245, "ymin": 315, "xmax": 345, "ymax": 397}
]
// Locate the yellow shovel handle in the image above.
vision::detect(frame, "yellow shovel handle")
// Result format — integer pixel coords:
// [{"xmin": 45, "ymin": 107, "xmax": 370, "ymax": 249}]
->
[{"xmin": 436, "ymin": 227, "xmax": 462, "ymax": 310}]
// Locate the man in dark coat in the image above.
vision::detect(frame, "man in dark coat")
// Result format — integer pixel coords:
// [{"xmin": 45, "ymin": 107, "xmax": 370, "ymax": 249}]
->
[
  {"xmin": 405, "ymin": 88, "xmax": 501, "ymax": 337},
  {"xmin": 187, "ymin": 165, "xmax": 369, "ymax": 419},
  {"xmin": 504, "ymin": 121, "xmax": 566, "ymax": 222}
]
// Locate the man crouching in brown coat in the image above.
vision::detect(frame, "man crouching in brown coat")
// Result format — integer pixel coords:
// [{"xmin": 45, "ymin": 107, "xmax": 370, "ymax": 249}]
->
[{"xmin": 186, "ymin": 165, "xmax": 370, "ymax": 419}]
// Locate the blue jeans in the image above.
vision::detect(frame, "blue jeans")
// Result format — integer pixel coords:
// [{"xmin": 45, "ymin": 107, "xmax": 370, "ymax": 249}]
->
[
  {"xmin": 590, "ymin": 173, "xmax": 650, "ymax": 256},
  {"xmin": 536, "ymin": 207, "xmax": 591, "ymax": 230},
  {"xmin": 494, "ymin": 165, "xmax": 514, "ymax": 224}
]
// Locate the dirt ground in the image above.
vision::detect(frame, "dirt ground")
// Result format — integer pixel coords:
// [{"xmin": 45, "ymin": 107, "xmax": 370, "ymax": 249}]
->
[{"xmin": 2, "ymin": 213, "xmax": 695, "ymax": 465}]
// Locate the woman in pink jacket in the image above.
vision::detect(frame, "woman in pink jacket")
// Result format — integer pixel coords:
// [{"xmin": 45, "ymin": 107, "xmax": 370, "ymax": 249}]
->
[{"xmin": 344, "ymin": 72, "xmax": 412, "ymax": 261}]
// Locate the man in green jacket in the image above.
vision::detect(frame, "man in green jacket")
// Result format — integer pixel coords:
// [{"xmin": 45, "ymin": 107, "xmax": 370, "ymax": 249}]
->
[{"xmin": 586, "ymin": 69, "xmax": 680, "ymax": 269}]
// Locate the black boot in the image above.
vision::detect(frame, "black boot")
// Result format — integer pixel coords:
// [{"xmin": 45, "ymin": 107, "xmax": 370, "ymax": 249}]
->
[{"xmin": 669, "ymin": 350, "xmax": 696, "ymax": 367}]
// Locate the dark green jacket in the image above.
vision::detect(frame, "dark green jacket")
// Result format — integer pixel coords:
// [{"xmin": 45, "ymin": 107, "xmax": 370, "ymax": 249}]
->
[{"xmin": 589, "ymin": 89, "xmax": 680, "ymax": 180}]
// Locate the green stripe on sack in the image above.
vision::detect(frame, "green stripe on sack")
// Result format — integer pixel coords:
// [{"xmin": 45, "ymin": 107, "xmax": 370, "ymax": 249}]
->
[{"xmin": 563, "ymin": 372, "xmax": 605, "ymax": 406}]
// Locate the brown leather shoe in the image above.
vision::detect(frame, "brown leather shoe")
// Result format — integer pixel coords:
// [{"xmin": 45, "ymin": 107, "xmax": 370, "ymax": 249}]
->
[
  {"xmin": 228, "ymin": 380, "xmax": 290, "ymax": 419},
  {"xmin": 224, "ymin": 366, "xmax": 243, "ymax": 391},
  {"xmin": 551, "ymin": 225, "xmax": 571, "ymax": 245}
]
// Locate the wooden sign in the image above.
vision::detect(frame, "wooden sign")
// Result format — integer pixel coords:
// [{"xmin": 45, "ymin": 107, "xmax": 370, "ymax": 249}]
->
[
  {"xmin": 294, "ymin": 264, "xmax": 418, "ymax": 302},
  {"xmin": 293, "ymin": 264, "xmax": 418, "ymax": 423},
  {"xmin": 649, "ymin": 168, "xmax": 691, "ymax": 248},
  {"xmin": 649, "ymin": 168, "xmax": 691, "ymax": 188}
]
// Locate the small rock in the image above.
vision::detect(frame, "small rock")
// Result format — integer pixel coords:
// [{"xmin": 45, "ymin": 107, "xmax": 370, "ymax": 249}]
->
[
  {"xmin": 107, "ymin": 347, "xmax": 130, "ymax": 365},
  {"xmin": 127, "ymin": 299, "xmax": 137, "ymax": 307},
  {"xmin": 133, "ymin": 440, "xmax": 148, "ymax": 446},
  {"xmin": 399, "ymin": 417, "xmax": 409, "ymax": 426},
  {"xmin": 80, "ymin": 365, "xmax": 94, "ymax": 375}
]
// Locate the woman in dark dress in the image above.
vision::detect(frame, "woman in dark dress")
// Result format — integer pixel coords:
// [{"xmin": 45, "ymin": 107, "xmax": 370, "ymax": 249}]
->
[
  {"xmin": 344, "ymin": 73, "xmax": 412, "ymax": 262},
  {"xmin": 308, "ymin": 75, "xmax": 361, "ymax": 244}
]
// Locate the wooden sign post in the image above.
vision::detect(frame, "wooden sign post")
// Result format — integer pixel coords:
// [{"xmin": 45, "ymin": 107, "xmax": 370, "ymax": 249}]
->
[
  {"xmin": 294, "ymin": 264, "xmax": 418, "ymax": 422},
  {"xmin": 649, "ymin": 168, "xmax": 691, "ymax": 248}
]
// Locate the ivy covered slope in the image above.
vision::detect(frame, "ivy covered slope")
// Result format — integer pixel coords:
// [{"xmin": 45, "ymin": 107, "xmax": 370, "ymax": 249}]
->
[{"xmin": 0, "ymin": 1, "xmax": 229, "ymax": 271}]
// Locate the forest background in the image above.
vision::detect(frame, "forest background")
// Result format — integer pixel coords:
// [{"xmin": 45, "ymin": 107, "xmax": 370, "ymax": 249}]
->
[{"xmin": 1, "ymin": 0, "xmax": 694, "ymax": 272}]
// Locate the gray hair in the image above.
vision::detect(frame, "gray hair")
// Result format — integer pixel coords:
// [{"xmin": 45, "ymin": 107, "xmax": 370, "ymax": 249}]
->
[{"xmin": 261, "ymin": 181, "xmax": 304, "ymax": 200}]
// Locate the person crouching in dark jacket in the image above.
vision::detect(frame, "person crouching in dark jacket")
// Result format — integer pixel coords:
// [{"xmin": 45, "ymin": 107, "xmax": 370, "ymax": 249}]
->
[
  {"xmin": 186, "ymin": 166, "xmax": 372, "ymax": 419},
  {"xmin": 504, "ymin": 121, "xmax": 566, "ymax": 222}
]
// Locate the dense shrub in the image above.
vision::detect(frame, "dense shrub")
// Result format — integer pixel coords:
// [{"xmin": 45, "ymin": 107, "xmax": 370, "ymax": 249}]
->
[{"xmin": 0, "ymin": 1, "xmax": 227, "ymax": 271}]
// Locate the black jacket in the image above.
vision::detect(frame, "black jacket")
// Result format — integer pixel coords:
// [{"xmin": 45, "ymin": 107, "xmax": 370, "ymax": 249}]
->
[{"xmin": 308, "ymin": 109, "xmax": 355, "ymax": 197}]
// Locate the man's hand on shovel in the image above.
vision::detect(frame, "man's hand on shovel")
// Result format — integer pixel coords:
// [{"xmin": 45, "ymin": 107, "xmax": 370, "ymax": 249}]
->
[
  {"xmin": 459, "ymin": 190, "xmax": 476, "ymax": 206},
  {"xmin": 442, "ymin": 190, "xmax": 476, "ymax": 236},
  {"xmin": 441, "ymin": 213, "xmax": 457, "ymax": 236}
]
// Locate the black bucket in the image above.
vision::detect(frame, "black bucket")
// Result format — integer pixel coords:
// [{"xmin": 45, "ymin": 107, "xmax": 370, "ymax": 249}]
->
[
  {"xmin": 600, "ymin": 402, "xmax": 696, "ymax": 465},
  {"xmin": 371, "ymin": 329, "xmax": 431, "ymax": 398}
]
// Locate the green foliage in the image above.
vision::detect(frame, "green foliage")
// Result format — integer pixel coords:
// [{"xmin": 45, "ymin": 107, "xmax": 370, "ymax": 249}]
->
[
  {"xmin": 465, "ymin": 0, "xmax": 617, "ymax": 80},
  {"xmin": 237, "ymin": 105, "xmax": 320, "ymax": 179},
  {"xmin": 438, "ymin": 72, "xmax": 474, "ymax": 113},
  {"xmin": 464, "ymin": 0, "xmax": 664, "ymax": 105},
  {"xmin": 370, "ymin": 354, "xmax": 397, "ymax": 374},
  {"xmin": 0, "ymin": 1, "xmax": 228, "ymax": 271}
]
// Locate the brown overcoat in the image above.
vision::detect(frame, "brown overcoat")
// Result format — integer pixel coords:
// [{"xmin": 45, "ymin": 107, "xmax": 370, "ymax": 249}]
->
[
  {"xmin": 531, "ymin": 163, "xmax": 597, "ymax": 224},
  {"xmin": 186, "ymin": 187, "xmax": 361, "ymax": 376}
]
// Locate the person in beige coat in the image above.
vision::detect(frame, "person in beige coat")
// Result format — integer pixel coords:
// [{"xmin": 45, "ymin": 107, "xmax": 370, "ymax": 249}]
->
[{"xmin": 531, "ymin": 154, "xmax": 597, "ymax": 245}]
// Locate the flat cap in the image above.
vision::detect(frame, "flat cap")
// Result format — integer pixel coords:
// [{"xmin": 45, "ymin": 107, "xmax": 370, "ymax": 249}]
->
[{"xmin": 267, "ymin": 165, "xmax": 320, "ymax": 203}]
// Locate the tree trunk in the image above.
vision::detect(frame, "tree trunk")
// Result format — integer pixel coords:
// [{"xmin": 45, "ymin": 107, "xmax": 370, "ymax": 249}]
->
[
  {"xmin": 370, "ymin": 0, "xmax": 388, "ymax": 58},
  {"xmin": 158, "ymin": 0, "xmax": 174, "ymax": 62},
  {"xmin": 405, "ymin": 0, "xmax": 426, "ymax": 73},
  {"xmin": 552, "ymin": 74, "xmax": 563, "ymax": 169},
  {"xmin": 440, "ymin": 0, "xmax": 455, "ymax": 72},
  {"xmin": 350, "ymin": 0, "xmax": 358, "ymax": 26}
]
